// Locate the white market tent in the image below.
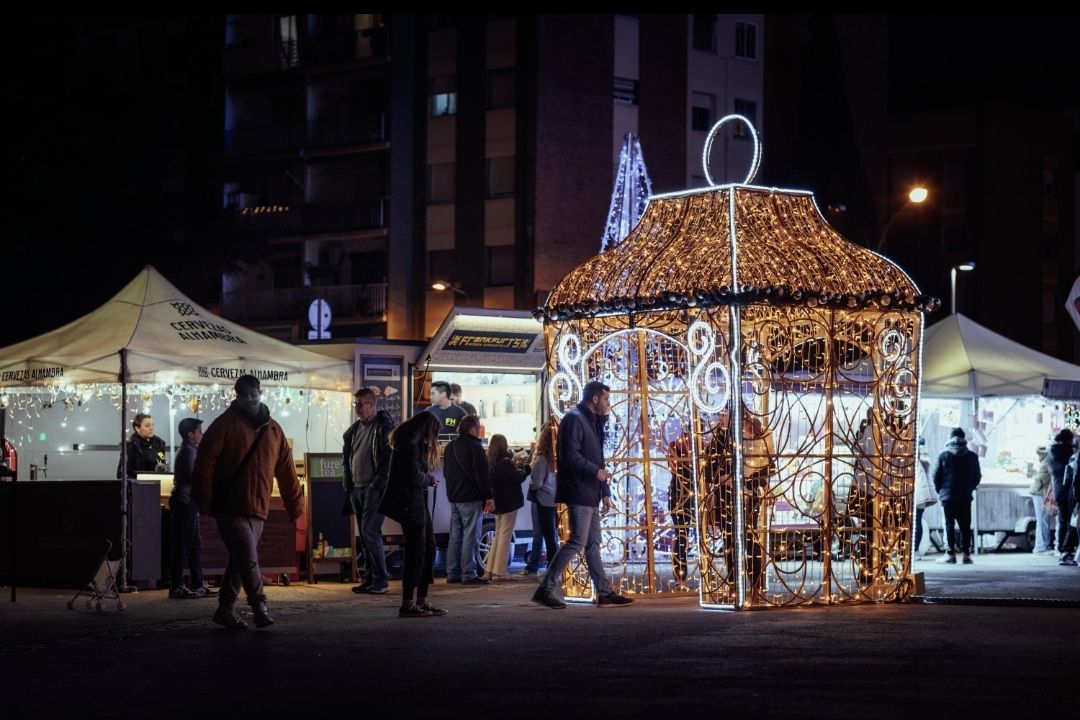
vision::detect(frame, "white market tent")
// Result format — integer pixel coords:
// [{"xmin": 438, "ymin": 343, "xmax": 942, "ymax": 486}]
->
[
  {"xmin": 920, "ymin": 312, "xmax": 1080, "ymax": 543},
  {"xmin": 922, "ymin": 312, "xmax": 1080, "ymax": 398},
  {"xmin": 0, "ymin": 265, "xmax": 351, "ymax": 391},
  {"xmin": 0, "ymin": 266, "xmax": 352, "ymax": 587}
]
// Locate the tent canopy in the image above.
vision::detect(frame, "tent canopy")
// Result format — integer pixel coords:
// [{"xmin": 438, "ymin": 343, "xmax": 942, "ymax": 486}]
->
[
  {"xmin": 0, "ymin": 265, "xmax": 351, "ymax": 390},
  {"xmin": 921, "ymin": 312, "xmax": 1080, "ymax": 398}
]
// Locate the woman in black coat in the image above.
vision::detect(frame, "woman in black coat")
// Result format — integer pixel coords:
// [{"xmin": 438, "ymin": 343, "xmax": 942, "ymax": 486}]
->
[
  {"xmin": 379, "ymin": 412, "xmax": 446, "ymax": 617},
  {"xmin": 483, "ymin": 434, "xmax": 525, "ymax": 581},
  {"xmin": 119, "ymin": 413, "xmax": 167, "ymax": 479}
]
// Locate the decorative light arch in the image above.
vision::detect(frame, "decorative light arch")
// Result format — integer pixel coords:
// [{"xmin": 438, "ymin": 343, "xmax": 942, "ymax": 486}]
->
[{"xmin": 539, "ymin": 119, "xmax": 935, "ymax": 610}]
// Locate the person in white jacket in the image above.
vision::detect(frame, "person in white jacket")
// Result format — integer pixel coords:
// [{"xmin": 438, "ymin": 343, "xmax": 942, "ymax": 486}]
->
[{"xmin": 912, "ymin": 437, "xmax": 938, "ymax": 559}]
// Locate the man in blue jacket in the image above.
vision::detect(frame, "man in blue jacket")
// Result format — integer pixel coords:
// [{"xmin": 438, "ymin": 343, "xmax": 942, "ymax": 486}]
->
[
  {"xmin": 532, "ymin": 381, "xmax": 633, "ymax": 609},
  {"xmin": 932, "ymin": 427, "xmax": 982, "ymax": 564}
]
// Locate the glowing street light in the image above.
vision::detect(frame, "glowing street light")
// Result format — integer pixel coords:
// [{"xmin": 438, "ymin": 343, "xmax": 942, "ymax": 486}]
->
[
  {"xmin": 876, "ymin": 186, "xmax": 929, "ymax": 252},
  {"xmin": 950, "ymin": 262, "xmax": 975, "ymax": 315},
  {"xmin": 431, "ymin": 281, "xmax": 470, "ymax": 302}
]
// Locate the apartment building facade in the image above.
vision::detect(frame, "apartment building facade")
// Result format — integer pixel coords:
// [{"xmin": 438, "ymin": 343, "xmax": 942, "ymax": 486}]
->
[{"xmin": 218, "ymin": 13, "xmax": 764, "ymax": 341}]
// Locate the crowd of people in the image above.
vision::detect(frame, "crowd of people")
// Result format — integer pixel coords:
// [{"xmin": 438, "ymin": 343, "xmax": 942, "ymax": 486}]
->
[{"xmin": 154, "ymin": 374, "xmax": 1078, "ymax": 628}]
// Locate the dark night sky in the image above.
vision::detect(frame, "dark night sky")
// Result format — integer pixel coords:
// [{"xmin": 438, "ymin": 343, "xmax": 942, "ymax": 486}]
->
[
  {"xmin": 4, "ymin": 14, "xmax": 1076, "ymax": 348},
  {"xmin": 7, "ymin": 14, "xmax": 224, "ymax": 347}
]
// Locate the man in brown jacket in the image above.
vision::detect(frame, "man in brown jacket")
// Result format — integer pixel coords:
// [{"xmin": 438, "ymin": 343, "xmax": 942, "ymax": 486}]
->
[{"xmin": 192, "ymin": 374, "xmax": 303, "ymax": 629}]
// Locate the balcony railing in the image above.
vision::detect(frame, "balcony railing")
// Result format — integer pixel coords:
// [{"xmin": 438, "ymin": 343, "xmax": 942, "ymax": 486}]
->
[
  {"xmin": 223, "ymin": 200, "xmax": 388, "ymax": 236},
  {"xmin": 224, "ymin": 114, "xmax": 387, "ymax": 157},
  {"xmin": 222, "ymin": 283, "xmax": 387, "ymax": 324},
  {"xmin": 307, "ymin": 114, "xmax": 387, "ymax": 150},
  {"xmin": 224, "ymin": 31, "xmax": 388, "ymax": 76}
]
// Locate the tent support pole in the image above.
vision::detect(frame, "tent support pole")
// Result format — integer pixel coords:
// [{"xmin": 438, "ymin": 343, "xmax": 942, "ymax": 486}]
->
[{"xmin": 119, "ymin": 349, "xmax": 129, "ymax": 591}]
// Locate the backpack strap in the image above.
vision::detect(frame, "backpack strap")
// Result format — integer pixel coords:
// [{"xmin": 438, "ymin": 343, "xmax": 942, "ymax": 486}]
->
[{"xmin": 231, "ymin": 424, "xmax": 269, "ymax": 483}]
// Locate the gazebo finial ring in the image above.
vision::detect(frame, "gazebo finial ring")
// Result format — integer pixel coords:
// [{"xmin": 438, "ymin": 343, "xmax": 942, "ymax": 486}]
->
[{"xmin": 702, "ymin": 114, "xmax": 761, "ymax": 187}]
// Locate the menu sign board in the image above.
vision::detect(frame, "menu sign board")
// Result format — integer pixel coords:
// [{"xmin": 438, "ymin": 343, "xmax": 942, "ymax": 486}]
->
[{"xmin": 362, "ymin": 358, "xmax": 404, "ymax": 423}]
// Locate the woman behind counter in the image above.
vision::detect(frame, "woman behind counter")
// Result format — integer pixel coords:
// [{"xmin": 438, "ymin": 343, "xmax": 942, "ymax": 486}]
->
[{"xmin": 119, "ymin": 413, "xmax": 168, "ymax": 479}]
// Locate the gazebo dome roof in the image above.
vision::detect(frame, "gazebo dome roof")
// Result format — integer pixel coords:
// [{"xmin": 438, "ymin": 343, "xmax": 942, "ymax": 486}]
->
[{"xmin": 540, "ymin": 185, "xmax": 936, "ymax": 322}]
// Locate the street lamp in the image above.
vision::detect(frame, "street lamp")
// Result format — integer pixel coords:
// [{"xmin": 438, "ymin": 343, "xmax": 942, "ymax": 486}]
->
[
  {"xmin": 431, "ymin": 281, "xmax": 470, "ymax": 302},
  {"xmin": 875, "ymin": 186, "xmax": 929, "ymax": 252},
  {"xmin": 950, "ymin": 262, "xmax": 975, "ymax": 315}
]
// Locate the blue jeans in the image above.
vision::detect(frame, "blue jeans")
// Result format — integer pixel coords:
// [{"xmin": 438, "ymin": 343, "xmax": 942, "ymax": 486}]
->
[
  {"xmin": 538, "ymin": 504, "xmax": 613, "ymax": 598},
  {"xmin": 914, "ymin": 507, "xmax": 925, "ymax": 554},
  {"xmin": 447, "ymin": 501, "xmax": 484, "ymax": 581},
  {"xmin": 527, "ymin": 503, "xmax": 558, "ymax": 572},
  {"xmin": 351, "ymin": 486, "xmax": 388, "ymax": 583}
]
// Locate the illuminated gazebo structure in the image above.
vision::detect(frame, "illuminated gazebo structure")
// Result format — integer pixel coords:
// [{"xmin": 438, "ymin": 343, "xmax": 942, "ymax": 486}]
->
[{"xmin": 538, "ymin": 118, "xmax": 938, "ymax": 609}]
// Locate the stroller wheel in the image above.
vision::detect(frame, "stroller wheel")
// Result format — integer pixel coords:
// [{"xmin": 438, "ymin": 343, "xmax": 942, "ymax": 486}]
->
[
  {"xmin": 86, "ymin": 600, "xmax": 94, "ymax": 609},
  {"xmin": 116, "ymin": 601, "xmax": 126, "ymax": 611},
  {"xmin": 67, "ymin": 601, "xmax": 75, "ymax": 610},
  {"xmin": 281, "ymin": 574, "xmax": 290, "ymax": 586},
  {"xmin": 95, "ymin": 601, "xmax": 103, "ymax": 612}
]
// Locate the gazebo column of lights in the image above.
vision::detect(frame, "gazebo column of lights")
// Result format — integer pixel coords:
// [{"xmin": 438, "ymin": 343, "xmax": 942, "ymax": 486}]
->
[{"xmin": 537, "ymin": 117, "xmax": 939, "ymax": 609}]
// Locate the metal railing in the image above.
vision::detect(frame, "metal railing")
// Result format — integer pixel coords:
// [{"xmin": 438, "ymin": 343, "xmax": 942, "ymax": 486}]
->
[
  {"xmin": 224, "ymin": 32, "xmax": 388, "ymax": 76},
  {"xmin": 224, "ymin": 114, "xmax": 387, "ymax": 157},
  {"xmin": 221, "ymin": 283, "xmax": 387, "ymax": 323}
]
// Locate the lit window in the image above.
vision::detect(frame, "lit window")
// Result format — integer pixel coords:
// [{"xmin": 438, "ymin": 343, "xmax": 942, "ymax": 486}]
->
[
  {"xmin": 277, "ymin": 15, "xmax": 299, "ymax": 69},
  {"xmin": 430, "ymin": 92, "xmax": 457, "ymax": 117},
  {"xmin": 429, "ymin": 76, "xmax": 457, "ymax": 117},
  {"xmin": 614, "ymin": 77, "xmax": 638, "ymax": 106}
]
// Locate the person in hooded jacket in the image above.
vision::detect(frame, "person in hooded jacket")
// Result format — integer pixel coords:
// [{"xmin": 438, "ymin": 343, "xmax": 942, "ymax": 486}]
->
[
  {"xmin": 1047, "ymin": 428, "xmax": 1078, "ymax": 566},
  {"xmin": 191, "ymin": 375, "xmax": 303, "ymax": 629},
  {"xmin": 932, "ymin": 427, "xmax": 982, "ymax": 564}
]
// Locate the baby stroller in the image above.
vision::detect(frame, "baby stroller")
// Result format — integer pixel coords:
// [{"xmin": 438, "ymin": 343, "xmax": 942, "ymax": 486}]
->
[{"xmin": 67, "ymin": 540, "xmax": 126, "ymax": 611}]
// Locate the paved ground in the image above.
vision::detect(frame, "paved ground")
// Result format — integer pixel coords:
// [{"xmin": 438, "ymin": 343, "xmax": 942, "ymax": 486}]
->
[{"xmin": 2, "ymin": 551, "xmax": 1077, "ymax": 718}]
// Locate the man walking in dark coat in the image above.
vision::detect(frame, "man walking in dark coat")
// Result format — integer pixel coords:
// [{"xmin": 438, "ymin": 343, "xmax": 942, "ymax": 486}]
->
[
  {"xmin": 532, "ymin": 381, "xmax": 633, "ymax": 609},
  {"xmin": 933, "ymin": 427, "xmax": 982, "ymax": 564},
  {"xmin": 192, "ymin": 375, "xmax": 303, "ymax": 629}
]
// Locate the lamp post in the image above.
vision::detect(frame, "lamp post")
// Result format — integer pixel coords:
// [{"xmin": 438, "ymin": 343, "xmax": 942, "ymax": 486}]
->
[
  {"xmin": 875, "ymin": 186, "xmax": 929, "ymax": 252},
  {"xmin": 950, "ymin": 262, "xmax": 975, "ymax": 315},
  {"xmin": 431, "ymin": 281, "xmax": 470, "ymax": 303}
]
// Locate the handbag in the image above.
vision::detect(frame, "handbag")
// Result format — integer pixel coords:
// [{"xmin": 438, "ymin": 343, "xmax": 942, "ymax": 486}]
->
[
  {"xmin": 1043, "ymin": 482, "xmax": 1059, "ymax": 518},
  {"xmin": 527, "ymin": 487, "xmax": 538, "ymax": 503}
]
